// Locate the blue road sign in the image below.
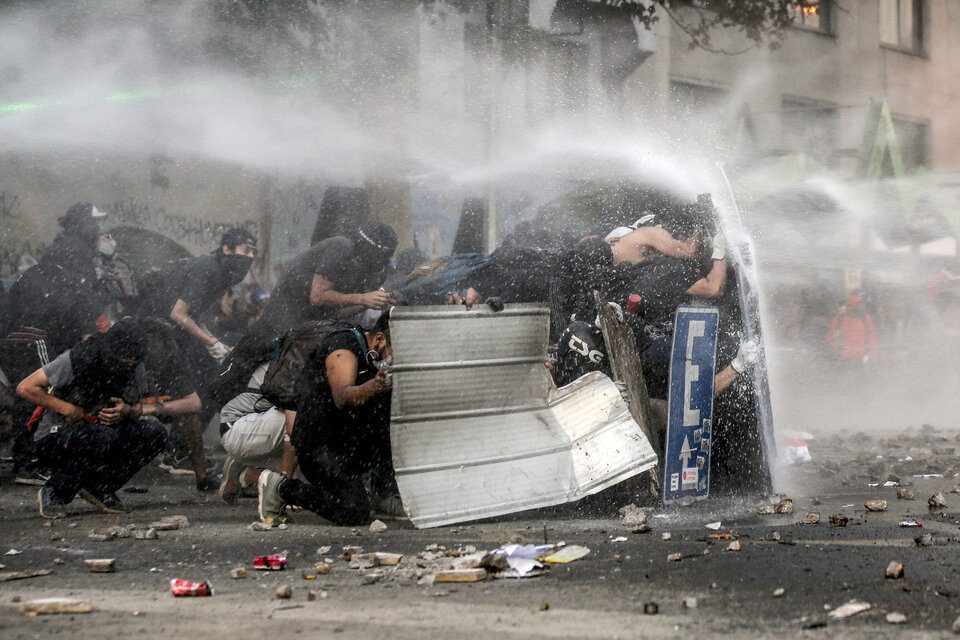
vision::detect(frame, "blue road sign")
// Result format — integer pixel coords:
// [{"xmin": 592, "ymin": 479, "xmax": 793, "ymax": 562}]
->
[{"xmin": 663, "ymin": 305, "xmax": 719, "ymax": 504}]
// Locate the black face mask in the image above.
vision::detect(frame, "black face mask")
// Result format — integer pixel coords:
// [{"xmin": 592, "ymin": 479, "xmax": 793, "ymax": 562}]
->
[{"xmin": 221, "ymin": 253, "xmax": 254, "ymax": 285}]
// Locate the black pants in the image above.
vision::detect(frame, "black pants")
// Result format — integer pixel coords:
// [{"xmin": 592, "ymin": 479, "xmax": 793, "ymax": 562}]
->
[
  {"xmin": 36, "ymin": 419, "xmax": 167, "ymax": 504},
  {"xmin": 173, "ymin": 331, "xmax": 219, "ymax": 424},
  {"xmin": 278, "ymin": 448, "xmax": 371, "ymax": 526}
]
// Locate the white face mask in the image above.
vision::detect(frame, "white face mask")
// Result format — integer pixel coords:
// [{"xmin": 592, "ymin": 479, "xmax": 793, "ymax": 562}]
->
[{"xmin": 97, "ymin": 234, "xmax": 117, "ymax": 257}]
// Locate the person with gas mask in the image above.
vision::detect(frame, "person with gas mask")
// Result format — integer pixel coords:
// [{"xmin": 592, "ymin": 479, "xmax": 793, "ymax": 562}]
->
[
  {"xmin": 15, "ymin": 320, "xmax": 167, "ymax": 518},
  {"xmin": 0, "ymin": 203, "xmax": 108, "ymax": 484},
  {"xmin": 257, "ymin": 312, "xmax": 394, "ymax": 526},
  {"xmin": 138, "ymin": 227, "xmax": 256, "ymax": 485},
  {"xmin": 257, "ymin": 223, "xmax": 399, "ymax": 339}
]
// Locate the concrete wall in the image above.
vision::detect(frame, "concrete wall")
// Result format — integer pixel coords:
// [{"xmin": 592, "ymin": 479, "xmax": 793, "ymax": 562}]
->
[{"xmin": 0, "ymin": 153, "xmax": 267, "ymax": 278}]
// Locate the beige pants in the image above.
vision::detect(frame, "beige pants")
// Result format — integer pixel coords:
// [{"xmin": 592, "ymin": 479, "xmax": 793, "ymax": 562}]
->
[{"xmin": 220, "ymin": 407, "xmax": 286, "ymax": 468}]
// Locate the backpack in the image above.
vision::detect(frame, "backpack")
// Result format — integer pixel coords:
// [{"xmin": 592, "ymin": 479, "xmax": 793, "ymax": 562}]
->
[
  {"xmin": 260, "ymin": 320, "xmax": 352, "ymax": 410},
  {"xmin": 404, "ymin": 256, "xmax": 451, "ymax": 284},
  {"xmin": 207, "ymin": 329, "xmax": 280, "ymax": 407}
]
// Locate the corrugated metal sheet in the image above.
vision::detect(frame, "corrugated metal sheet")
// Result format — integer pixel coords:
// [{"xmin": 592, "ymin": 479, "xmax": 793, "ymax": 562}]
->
[{"xmin": 390, "ymin": 304, "xmax": 658, "ymax": 528}]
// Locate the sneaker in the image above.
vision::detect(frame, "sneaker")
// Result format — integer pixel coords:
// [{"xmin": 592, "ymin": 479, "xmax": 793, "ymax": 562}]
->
[
  {"xmin": 38, "ymin": 486, "xmax": 67, "ymax": 519},
  {"xmin": 257, "ymin": 470, "xmax": 286, "ymax": 525},
  {"xmin": 77, "ymin": 487, "xmax": 128, "ymax": 514},
  {"xmin": 158, "ymin": 452, "xmax": 195, "ymax": 476},
  {"xmin": 218, "ymin": 456, "xmax": 241, "ymax": 505},
  {"xmin": 15, "ymin": 467, "xmax": 50, "ymax": 487}
]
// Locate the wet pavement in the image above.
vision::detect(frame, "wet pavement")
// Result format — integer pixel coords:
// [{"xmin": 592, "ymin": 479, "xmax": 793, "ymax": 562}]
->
[{"xmin": 1, "ymin": 426, "xmax": 960, "ymax": 639}]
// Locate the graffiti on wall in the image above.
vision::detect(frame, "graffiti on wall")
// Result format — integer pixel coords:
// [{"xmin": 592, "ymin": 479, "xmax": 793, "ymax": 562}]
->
[
  {"xmin": 106, "ymin": 198, "xmax": 259, "ymax": 249},
  {"xmin": 0, "ymin": 191, "xmax": 22, "ymax": 220}
]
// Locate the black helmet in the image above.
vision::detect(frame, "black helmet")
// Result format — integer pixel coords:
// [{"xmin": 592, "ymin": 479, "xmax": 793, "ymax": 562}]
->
[
  {"xmin": 553, "ymin": 320, "xmax": 609, "ymax": 387},
  {"xmin": 354, "ymin": 223, "xmax": 398, "ymax": 270}
]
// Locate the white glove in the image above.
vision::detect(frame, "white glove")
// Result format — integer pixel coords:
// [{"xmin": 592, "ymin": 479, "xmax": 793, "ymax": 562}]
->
[
  {"xmin": 731, "ymin": 338, "xmax": 760, "ymax": 373},
  {"xmin": 711, "ymin": 231, "xmax": 727, "ymax": 261},
  {"xmin": 206, "ymin": 340, "xmax": 232, "ymax": 364}
]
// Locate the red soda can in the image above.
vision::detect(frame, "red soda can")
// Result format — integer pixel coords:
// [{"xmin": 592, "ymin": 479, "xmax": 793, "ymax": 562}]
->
[
  {"xmin": 626, "ymin": 294, "xmax": 642, "ymax": 315},
  {"xmin": 170, "ymin": 578, "xmax": 213, "ymax": 597},
  {"xmin": 253, "ymin": 553, "xmax": 288, "ymax": 571}
]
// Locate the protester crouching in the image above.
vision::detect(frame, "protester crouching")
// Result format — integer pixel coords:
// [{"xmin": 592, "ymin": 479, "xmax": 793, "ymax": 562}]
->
[
  {"xmin": 137, "ymin": 227, "xmax": 256, "ymax": 483},
  {"xmin": 15, "ymin": 320, "xmax": 167, "ymax": 518},
  {"xmin": 0, "ymin": 203, "xmax": 108, "ymax": 484},
  {"xmin": 257, "ymin": 313, "xmax": 394, "ymax": 526}
]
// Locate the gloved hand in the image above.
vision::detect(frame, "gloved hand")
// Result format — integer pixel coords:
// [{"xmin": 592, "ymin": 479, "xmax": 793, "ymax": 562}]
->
[
  {"xmin": 484, "ymin": 296, "xmax": 505, "ymax": 312},
  {"xmin": 206, "ymin": 339, "xmax": 232, "ymax": 364},
  {"xmin": 711, "ymin": 231, "xmax": 727, "ymax": 261},
  {"xmin": 731, "ymin": 338, "xmax": 761, "ymax": 373}
]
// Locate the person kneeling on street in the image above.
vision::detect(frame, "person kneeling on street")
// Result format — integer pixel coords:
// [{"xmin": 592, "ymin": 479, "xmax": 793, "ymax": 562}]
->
[
  {"xmin": 218, "ymin": 362, "xmax": 297, "ymax": 506},
  {"xmin": 257, "ymin": 313, "xmax": 394, "ymax": 526},
  {"xmin": 16, "ymin": 320, "xmax": 167, "ymax": 518}
]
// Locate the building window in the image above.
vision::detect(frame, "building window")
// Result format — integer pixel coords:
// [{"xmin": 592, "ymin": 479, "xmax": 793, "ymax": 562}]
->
[
  {"xmin": 879, "ymin": 0, "xmax": 924, "ymax": 52},
  {"xmin": 780, "ymin": 96, "xmax": 837, "ymax": 164},
  {"xmin": 892, "ymin": 117, "xmax": 928, "ymax": 170},
  {"xmin": 790, "ymin": 1, "xmax": 831, "ymax": 33}
]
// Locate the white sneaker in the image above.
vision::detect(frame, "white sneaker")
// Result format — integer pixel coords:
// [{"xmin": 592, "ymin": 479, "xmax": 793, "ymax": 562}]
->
[{"xmin": 257, "ymin": 470, "xmax": 286, "ymax": 526}]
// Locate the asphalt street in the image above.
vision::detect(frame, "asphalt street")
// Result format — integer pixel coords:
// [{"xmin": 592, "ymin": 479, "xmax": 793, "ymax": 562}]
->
[{"xmin": 1, "ymin": 426, "xmax": 959, "ymax": 639}]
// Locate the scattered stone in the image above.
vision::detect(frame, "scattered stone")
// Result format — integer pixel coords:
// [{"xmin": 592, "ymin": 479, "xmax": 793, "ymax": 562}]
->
[
  {"xmin": 757, "ymin": 505, "xmax": 775, "ymax": 516},
  {"xmin": 52, "ymin": 558, "xmax": 65, "ymax": 565},
  {"xmin": 434, "ymin": 569, "xmax": 487, "ymax": 583},
  {"xmin": 800, "ymin": 512, "xmax": 820, "ymax": 525},
  {"xmin": 0, "ymin": 569, "xmax": 53, "ymax": 583},
  {"xmin": 341, "ymin": 546, "xmax": 362, "ymax": 560},
  {"xmin": 230, "ymin": 567, "xmax": 247, "ymax": 579},
  {"xmin": 896, "ymin": 488, "xmax": 915, "ymax": 500},
  {"xmin": 726, "ymin": 541, "xmax": 741, "ymax": 552},
  {"xmin": 952, "ymin": 615, "xmax": 960, "ymax": 634},
  {"xmin": 619, "ymin": 503, "xmax": 647, "ymax": 528},
  {"xmin": 766, "ymin": 531, "xmax": 782, "ymax": 542},
  {"xmin": 915, "ymin": 533, "xmax": 933, "ymax": 547},
  {"xmin": 84, "ymin": 559, "xmax": 115, "ymax": 573},
  {"xmin": 864, "ymin": 500, "xmax": 887, "ymax": 512},
  {"xmin": 928, "ymin": 492, "xmax": 947, "ymax": 509},
  {"xmin": 314, "ymin": 563, "xmax": 331, "ymax": 575},
  {"xmin": 349, "ymin": 554, "xmax": 377, "ymax": 570},
  {"xmin": 775, "ymin": 499, "xmax": 794, "ymax": 515},
  {"xmin": 19, "ymin": 598, "xmax": 93, "ymax": 616},
  {"xmin": 105, "ymin": 526, "xmax": 131, "ymax": 539},
  {"xmin": 681, "ymin": 597, "xmax": 697, "ymax": 609},
  {"xmin": 829, "ymin": 514, "xmax": 849, "ymax": 527},
  {"xmin": 88, "ymin": 533, "xmax": 111, "ymax": 542},
  {"xmin": 316, "ymin": 545, "xmax": 331, "ymax": 556},
  {"xmin": 661, "ymin": 532, "xmax": 672, "ymax": 541},
  {"xmin": 277, "ymin": 523, "xmax": 288, "ymax": 530},
  {"xmin": 828, "ymin": 600, "xmax": 871, "ymax": 619},
  {"xmin": 360, "ymin": 571, "xmax": 383, "ymax": 585},
  {"xmin": 705, "ymin": 522, "xmax": 722, "ymax": 531},
  {"xmin": 135, "ymin": 528, "xmax": 158, "ymax": 540},
  {"xmin": 248, "ymin": 522, "xmax": 272, "ymax": 532},
  {"xmin": 150, "ymin": 515, "xmax": 188, "ymax": 531},
  {"xmin": 643, "ymin": 602, "xmax": 659, "ymax": 615},
  {"xmin": 632, "ymin": 524, "xmax": 652, "ymax": 534},
  {"xmin": 307, "ymin": 590, "xmax": 318, "ymax": 602},
  {"xmin": 373, "ymin": 552, "xmax": 402, "ymax": 566},
  {"xmin": 49, "ymin": 533, "xmax": 62, "ymax": 542},
  {"xmin": 666, "ymin": 553, "xmax": 683, "ymax": 563},
  {"xmin": 886, "ymin": 612, "xmax": 907, "ymax": 624},
  {"xmin": 885, "ymin": 561, "xmax": 904, "ymax": 579},
  {"xmin": 276, "ymin": 585, "xmax": 292, "ymax": 599},
  {"xmin": 772, "ymin": 588, "xmax": 785, "ymax": 598}
]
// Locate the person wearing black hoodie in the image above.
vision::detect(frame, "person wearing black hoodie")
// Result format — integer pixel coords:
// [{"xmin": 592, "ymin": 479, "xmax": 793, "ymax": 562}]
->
[
  {"xmin": 0, "ymin": 202, "xmax": 107, "ymax": 483},
  {"xmin": 137, "ymin": 227, "xmax": 256, "ymax": 486},
  {"xmin": 15, "ymin": 320, "xmax": 167, "ymax": 518}
]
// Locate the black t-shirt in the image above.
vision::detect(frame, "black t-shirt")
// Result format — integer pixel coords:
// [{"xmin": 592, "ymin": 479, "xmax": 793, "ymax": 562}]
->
[
  {"xmin": 144, "ymin": 254, "xmax": 231, "ymax": 321},
  {"xmin": 623, "ymin": 255, "xmax": 710, "ymax": 336},
  {"xmin": 291, "ymin": 328, "xmax": 389, "ymax": 467},
  {"xmin": 259, "ymin": 237, "xmax": 372, "ymax": 335}
]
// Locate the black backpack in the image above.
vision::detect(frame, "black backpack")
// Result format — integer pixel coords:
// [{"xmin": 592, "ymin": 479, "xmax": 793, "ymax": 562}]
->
[
  {"xmin": 260, "ymin": 320, "xmax": 352, "ymax": 411},
  {"xmin": 208, "ymin": 329, "xmax": 280, "ymax": 407}
]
